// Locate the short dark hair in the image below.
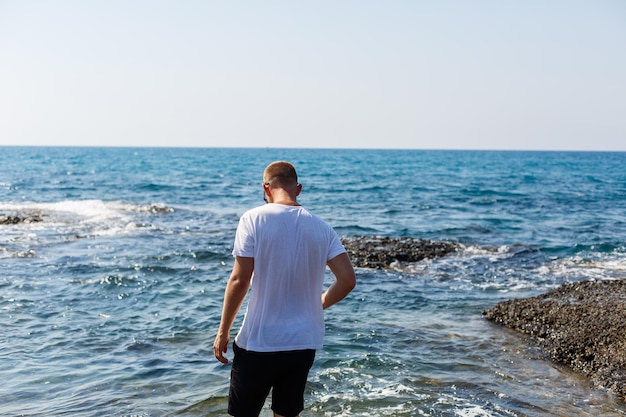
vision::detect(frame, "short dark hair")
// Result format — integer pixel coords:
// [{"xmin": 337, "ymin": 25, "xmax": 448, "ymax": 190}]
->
[{"xmin": 263, "ymin": 161, "xmax": 298, "ymax": 186}]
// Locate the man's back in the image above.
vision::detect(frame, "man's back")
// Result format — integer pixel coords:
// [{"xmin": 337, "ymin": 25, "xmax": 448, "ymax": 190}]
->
[{"xmin": 233, "ymin": 203, "xmax": 345, "ymax": 352}]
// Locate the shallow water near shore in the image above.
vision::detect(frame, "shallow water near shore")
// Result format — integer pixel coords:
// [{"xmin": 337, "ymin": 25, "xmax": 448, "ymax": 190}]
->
[{"xmin": 1, "ymin": 147, "xmax": 626, "ymax": 416}]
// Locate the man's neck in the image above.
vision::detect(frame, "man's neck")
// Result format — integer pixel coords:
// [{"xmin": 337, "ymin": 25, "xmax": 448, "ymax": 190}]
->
[
  {"xmin": 268, "ymin": 189, "xmax": 299, "ymax": 206},
  {"xmin": 271, "ymin": 200, "xmax": 300, "ymax": 206}
]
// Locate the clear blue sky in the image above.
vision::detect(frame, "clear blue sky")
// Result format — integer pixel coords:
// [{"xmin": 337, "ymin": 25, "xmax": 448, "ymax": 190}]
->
[{"xmin": 1, "ymin": 1, "xmax": 625, "ymax": 150}]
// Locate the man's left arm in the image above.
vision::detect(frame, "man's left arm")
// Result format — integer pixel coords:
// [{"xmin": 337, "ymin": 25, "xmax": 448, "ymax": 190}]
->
[{"xmin": 322, "ymin": 253, "xmax": 356, "ymax": 310}]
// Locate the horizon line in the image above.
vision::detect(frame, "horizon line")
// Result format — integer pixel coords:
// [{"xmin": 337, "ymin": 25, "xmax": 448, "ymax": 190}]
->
[{"xmin": 0, "ymin": 144, "xmax": 625, "ymax": 153}]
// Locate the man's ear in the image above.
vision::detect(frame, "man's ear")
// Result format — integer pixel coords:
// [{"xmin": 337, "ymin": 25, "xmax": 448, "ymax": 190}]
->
[{"xmin": 296, "ymin": 183, "xmax": 302, "ymax": 196}]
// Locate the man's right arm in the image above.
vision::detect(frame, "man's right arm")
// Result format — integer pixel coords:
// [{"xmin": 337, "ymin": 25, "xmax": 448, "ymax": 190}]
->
[
  {"xmin": 322, "ymin": 252, "xmax": 356, "ymax": 309},
  {"xmin": 214, "ymin": 256, "xmax": 254, "ymax": 364}
]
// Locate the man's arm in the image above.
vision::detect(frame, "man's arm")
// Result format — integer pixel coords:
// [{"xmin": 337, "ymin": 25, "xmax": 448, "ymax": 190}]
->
[
  {"xmin": 213, "ymin": 256, "xmax": 254, "ymax": 364},
  {"xmin": 322, "ymin": 252, "xmax": 356, "ymax": 309}
]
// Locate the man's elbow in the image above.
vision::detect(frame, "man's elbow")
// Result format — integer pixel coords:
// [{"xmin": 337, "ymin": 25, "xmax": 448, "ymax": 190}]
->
[
  {"xmin": 340, "ymin": 270, "xmax": 357, "ymax": 292},
  {"xmin": 328, "ymin": 253, "xmax": 356, "ymax": 292},
  {"xmin": 347, "ymin": 272, "xmax": 357, "ymax": 290}
]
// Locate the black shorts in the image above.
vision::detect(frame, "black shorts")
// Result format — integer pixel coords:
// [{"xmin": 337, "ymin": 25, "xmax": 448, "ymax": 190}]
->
[{"xmin": 228, "ymin": 342, "xmax": 316, "ymax": 417}]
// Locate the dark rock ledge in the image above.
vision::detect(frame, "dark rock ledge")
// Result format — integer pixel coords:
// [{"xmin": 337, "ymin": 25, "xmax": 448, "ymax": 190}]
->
[
  {"xmin": 341, "ymin": 236, "xmax": 458, "ymax": 269},
  {"xmin": 484, "ymin": 279, "xmax": 626, "ymax": 399},
  {"xmin": 0, "ymin": 213, "xmax": 44, "ymax": 225}
]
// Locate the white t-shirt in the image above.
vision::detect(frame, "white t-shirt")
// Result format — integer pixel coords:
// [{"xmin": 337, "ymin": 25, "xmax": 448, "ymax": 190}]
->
[{"xmin": 232, "ymin": 203, "xmax": 346, "ymax": 352}]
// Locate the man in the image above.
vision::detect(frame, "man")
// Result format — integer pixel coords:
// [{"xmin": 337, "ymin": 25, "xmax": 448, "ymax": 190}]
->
[{"xmin": 214, "ymin": 161, "xmax": 356, "ymax": 417}]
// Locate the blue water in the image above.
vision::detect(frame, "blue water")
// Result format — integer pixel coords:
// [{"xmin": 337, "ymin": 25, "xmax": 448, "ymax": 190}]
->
[{"xmin": 1, "ymin": 147, "xmax": 625, "ymax": 416}]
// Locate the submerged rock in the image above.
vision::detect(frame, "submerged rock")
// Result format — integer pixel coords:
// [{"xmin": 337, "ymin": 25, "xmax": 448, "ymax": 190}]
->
[
  {"xmin": 341, "ymin": 236, "xmax": 458, "ymax": 269},
  {"xmin": 483, "ymin": 279, "xmax": 626, "ymax": 399},
  {"xmin": 0, "ymin": 213, "xmax": 44, "ymax": 225}
]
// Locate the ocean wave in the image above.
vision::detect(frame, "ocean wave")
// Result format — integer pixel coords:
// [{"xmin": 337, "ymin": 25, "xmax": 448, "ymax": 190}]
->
[
  {"xmin": 537, "ymin": 253, "xmax": 626, "ymax": 281},
  {"xmin": 310, "ymin": 366, "xmax": 422, "ymax": 416},
  {"xmin": 436, "ymin": 391, "xmax": 519, "ymax": 417},
  {"xmin": 0, "ymin": 199, "xmax": 174, "ymax": 220},
  {"xmin": 311, "ymin": 365, "xmax": 519, "ymax": 417},
  {"xmin": 0, "ymin": 248, "xmax": 37, "ymax": 260},
  {"xmin": 0, "ymin": 199, "xmax": 128, "ymax": 224},
  {"xmin": 388, "ymin": 243, "xmax": 531, "ymax": 270},
  {"xmin": 338, "ymin": 238, "xmax": 626, "ymax": 293},
  {"xmin": 387, "ymin": 243, "xmax": 552, "ymax": 293},
  {"xmin": 123, "ymin": 202, "xmax": 175, "ymax": 214},
  {"xmin": 0, "ymin": 200, "xmax": 174, "ymax": 242}
]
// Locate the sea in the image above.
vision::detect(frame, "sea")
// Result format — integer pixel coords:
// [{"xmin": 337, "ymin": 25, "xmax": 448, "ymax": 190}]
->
[{"xmin": 1, "ymin": 147, "xmax": 625, "ymax": 417}]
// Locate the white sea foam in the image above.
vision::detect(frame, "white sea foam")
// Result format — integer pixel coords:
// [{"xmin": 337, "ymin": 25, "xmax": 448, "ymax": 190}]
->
[
  {"xmin": 388, "ymin": 242, "xmax": 626, "ymax": 293},
  {"xmin": 436, "ymin": 392, "xmax": 519, "ymax": 417},
  {"xmin": 392, "ymin": 243, "xmax": 543, "ymax": 292},
  {"xmin": 537, "ymin": 254, "xmax": 626, "ymax": 281},
  {"xmin": 0, "ymin": 200, "xmax": 169, "ymax": 245},
  {"xmin": 1, "ymin": 199, "xmax": 129, "ymax": 223}
]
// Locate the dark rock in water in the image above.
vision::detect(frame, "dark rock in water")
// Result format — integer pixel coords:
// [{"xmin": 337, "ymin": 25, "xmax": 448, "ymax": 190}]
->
[
  {"xmin": 483, "ymin": 279, "xmax": 626, "ymax": 399},
  {"xmin": 0, "ymin": 213, "xmax": 44, "ymax": 225},
  {"xmin": 341, "ymin": 236, "xmax": 458, "ymax": 269}
]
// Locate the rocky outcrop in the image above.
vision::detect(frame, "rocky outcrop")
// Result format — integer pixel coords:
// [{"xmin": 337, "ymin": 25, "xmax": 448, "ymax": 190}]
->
[
  {"xmin": 0, "ymin": 213, "xmax": 44, "ymax": 225},
  {"xmin": 341, "ymin": 236, "xmax": 458, "ymax": 269},
  {"xmin": 483, "ymin": 279, "xmax": 626, "ymax": 398}
]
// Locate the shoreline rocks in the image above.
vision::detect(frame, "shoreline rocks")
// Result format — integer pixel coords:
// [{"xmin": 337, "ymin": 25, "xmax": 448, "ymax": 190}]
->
[
  {"xmin": 0, "ymin": 213, "xmax": 44, "ymax": 225},
  {"xmin": 341, "ymin": 236, "xmax": 458, "ymax": 269},
  {"xmin": 483, "ymin": 279, "xmax": 626, "ymax": 399}
]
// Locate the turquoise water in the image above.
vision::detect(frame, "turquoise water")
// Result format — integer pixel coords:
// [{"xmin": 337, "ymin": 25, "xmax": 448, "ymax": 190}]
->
[{"xmin": 1, "ymin": 147, "xmax": 625, "ymax": 416}]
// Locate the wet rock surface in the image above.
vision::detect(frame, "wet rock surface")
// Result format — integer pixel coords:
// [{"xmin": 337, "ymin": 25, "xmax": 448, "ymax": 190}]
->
[
  {"xmin": 0, "ymin": 213, "xmax": 44, "ymax": 225},
  {"xmin": 484, "ymin": 279, "xmax": 626, "ymax": 398},
  {"xmin": 341, "ymin": 236, "xmax": 458, "ymax": 269}
]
